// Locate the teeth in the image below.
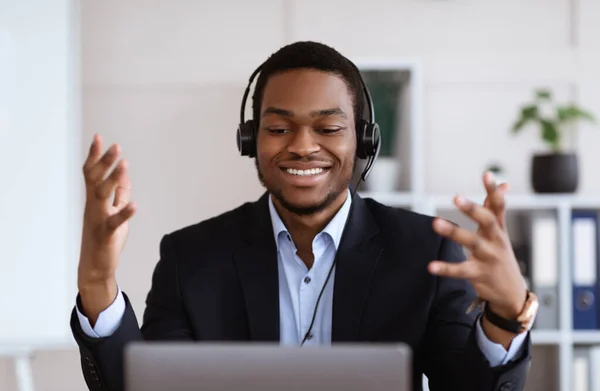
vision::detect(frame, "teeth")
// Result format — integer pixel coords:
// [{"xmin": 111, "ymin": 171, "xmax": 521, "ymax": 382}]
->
[{"xmin": 286, "ymin": 168, "xmax": 325, "ymax": 176}]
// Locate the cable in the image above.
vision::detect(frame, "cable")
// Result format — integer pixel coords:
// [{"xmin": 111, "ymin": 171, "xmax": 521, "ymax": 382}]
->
[
  {"xmin": 300, "ymin": 157, "xmax": 373, "ymax": 345},
  {"xmin": 300, "ymin": 256, "xmax": 337, "ymax": 345}
]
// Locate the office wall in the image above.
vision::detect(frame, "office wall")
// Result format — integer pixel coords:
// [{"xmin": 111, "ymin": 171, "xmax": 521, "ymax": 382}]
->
[{"xmin": 2, "ymin": 0, "xmax": 599, "ymax": 390}]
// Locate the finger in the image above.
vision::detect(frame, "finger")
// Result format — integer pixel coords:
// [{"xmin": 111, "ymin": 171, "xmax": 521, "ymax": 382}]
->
[
  {"xmin": 482, "ymin": 171, "xmax": 498, "ymax": 212},
  {"xmin": 483, "ymin": 172, "xmax": 509, "ymax": 230},
  {"xmin": 433, "ymin": 218, "xmax": 495, "ymax": 258},
  {"xmin": 113, "ymin": 179, "xmax": 132, "ymax": 208},
  {"xmin": 428, "ymin": 259, "xmax": 480, "ymax": 280},
  {"xmin": 484, "ymin": 183, "xmax": 509, "ymax": 207},
  {"xmin": 113, "ymin": 158, "xmax": 132, "ymax": 207},
  {"xmin": 85, "ymin": 144, "xmax": 120, "ymax": 185},
  {"xmin": 454, "ymin": 195, "xmax": 502, "ymax": 239},
  {"xmin": 481, "ymin": 186, "xmax": 509, "ymax": 236},
  {"xmin": 82, "ymin": 134, "xmax": 103, "ymax": 173},
  {"xmin": 479, "ymin": 199, "xmax": 490, "ymax": 236},
  {"xmin": 482, "ymin": 183, "xmax": 508, "ymax": 208},
  {"xmin": 106, "ymin": 202, "xmax": 136, "ymax": 231},
  {"xmin": 94, "ymin": 159, "xmax": 127, "ymax": 201},
  {"xmin": 489, "ymin": 183, "xmax": 509, "ymax": 230}
]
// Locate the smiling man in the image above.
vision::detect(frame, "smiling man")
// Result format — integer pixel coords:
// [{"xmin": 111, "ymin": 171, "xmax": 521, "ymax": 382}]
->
[
  {"xmin": 254, "ymin": 68, "xmax": 357, "ymax": 217},
  {"xmin": 71, "ymin": 41, "xmax": 535, "ymax": 391}
]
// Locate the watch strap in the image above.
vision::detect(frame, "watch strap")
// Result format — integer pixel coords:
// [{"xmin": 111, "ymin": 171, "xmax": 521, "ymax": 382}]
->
[
  {"xmin": 483, "ymin": 303, "xmax": 523, "ymax": 334},
  {"xmin": 482, "ymin": 290, "xmax": 537, "ymax": 334}
]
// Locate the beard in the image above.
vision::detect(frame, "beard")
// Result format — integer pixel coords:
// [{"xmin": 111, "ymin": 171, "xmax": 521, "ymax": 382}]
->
[{"xmin": 254, "ymin": 156, "xmax": 356, "ymax": 216}]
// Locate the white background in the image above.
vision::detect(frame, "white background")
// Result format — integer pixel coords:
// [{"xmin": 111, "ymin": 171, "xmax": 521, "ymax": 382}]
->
[{"xmin": 0, "ymin": 0, "xmax": 79, "ymax": 351}]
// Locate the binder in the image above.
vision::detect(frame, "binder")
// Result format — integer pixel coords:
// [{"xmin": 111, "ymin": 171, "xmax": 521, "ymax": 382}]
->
[
  {"xmin": 530, "ymin": 211, "xmax": 559, "ymax": 329},
  {"xmin": 572, "ymin": 210, "xmax": 599, "ymax": 330},
  {"xmin": 591, "ymin": 346, "xmax": 600, "ymax": 391},
  {"xmin": 573, "ymin": 347, "xmax": 590, "ymax": 391}
]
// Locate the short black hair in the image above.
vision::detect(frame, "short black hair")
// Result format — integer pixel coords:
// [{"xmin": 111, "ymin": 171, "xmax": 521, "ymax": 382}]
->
[{"xmin": 251, "ymin": 41, "xmax": 366, "ymax": 129}]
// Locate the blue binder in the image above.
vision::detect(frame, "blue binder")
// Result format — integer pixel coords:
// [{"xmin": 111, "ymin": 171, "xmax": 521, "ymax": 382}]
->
[{"xmin": 572, "ymin": 210, "xmax": 599, "ymax": 330}]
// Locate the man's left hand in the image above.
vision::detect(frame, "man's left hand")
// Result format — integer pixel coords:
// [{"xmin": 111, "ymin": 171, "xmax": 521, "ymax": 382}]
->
[{"xmin": 428, "ymin": 172, "xmax": 528, "ymax": 320}]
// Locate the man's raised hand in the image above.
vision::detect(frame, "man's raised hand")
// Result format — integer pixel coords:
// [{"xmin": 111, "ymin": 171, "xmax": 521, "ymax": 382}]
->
[{"xmin": 77, "ymin": 134, "xmax": 136, "ymax": 324}]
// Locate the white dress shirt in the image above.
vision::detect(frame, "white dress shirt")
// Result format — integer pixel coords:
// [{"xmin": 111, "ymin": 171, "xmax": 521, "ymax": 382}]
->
[{"xmin": 77, "ymin": 190, "xmax": 527, "ymax": 365}]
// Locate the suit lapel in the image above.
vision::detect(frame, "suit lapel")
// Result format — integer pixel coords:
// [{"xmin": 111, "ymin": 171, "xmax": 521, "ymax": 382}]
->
[
  {"xmin": 332, "ymin": 195, "xmax": 383, "ymax": 342},
  {"xmin": 233, "ymin": 192, "xmax": 280, "ymax": 342}
]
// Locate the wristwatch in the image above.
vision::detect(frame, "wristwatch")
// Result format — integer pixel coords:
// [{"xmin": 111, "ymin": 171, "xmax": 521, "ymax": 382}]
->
[{"xmin": 483, "ymin": 290, "xmax": 539, "ymax": 334}]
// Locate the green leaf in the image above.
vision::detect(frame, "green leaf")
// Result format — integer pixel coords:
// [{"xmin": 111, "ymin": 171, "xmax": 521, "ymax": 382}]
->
[
  {"xmin": 556, "ymin": 105, "xmax": 570, "ymax": 122},
  {"xmin": 511, "ymin": 118, "xmax": 527, "ymax": 133},
  {"xmin": 557, "ymin": 104, "xmax": 596, "ymax": 125},
  {"xmin": 512, "ymin": 105, "xmax": 538, "ymax": 133},
  {"xmin": 521, "ymin": 105, "xmax": 539, "ymax": 119},
  {"xmin": 580, "ymin": 109, "xmax": 596, "ymax": 122},
  {"xmin": 540, "ymin": 119, "xmax": 560, "ymax": 150},
  {"xmin": 535, "ymin": 89, "xmax": 552, "ymax": 100}
]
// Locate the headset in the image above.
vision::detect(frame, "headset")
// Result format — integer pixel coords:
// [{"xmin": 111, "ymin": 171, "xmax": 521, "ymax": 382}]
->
[
  {"xmin": 236, "ymin": 62, "xmax": 382, "ymax": 345},
  {"xmin": 236, "ymin": 62, "xmax": 381, "ymax": 184}
]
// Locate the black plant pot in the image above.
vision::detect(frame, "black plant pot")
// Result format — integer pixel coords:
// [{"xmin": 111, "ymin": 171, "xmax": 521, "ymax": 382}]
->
[{"xmin": 531, "ymin": 153, "xmax": 579, "ymax": 193}]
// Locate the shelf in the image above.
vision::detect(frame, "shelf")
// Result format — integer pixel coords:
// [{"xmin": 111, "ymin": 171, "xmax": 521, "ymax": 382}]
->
[
  {"xmin": 572, "ymin": 331, "xmax": 600, "ymax": 344},
  {"xmin": 527, "ymin": 331, "xmax": 600, "ymax": 345},
  {"xmin": 531, "ymin": 330, "xmax": 562, "ymax": 345},
  {"xmin": 431, "ymin": 194, "xmax": 600, "ymax": 210},
  {"xmin": 360, "ymin": 192, "xmax": 600, "ymax": 210},
  {"xmin": 513, "ymin": 330, "xmax": 600, "ymax": 345}
]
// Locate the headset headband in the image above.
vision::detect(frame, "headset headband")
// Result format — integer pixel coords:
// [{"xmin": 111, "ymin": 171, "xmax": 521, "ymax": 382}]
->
[{"xmin": 240, "ymin": 63, "xmax": 375, "ymax": 126}]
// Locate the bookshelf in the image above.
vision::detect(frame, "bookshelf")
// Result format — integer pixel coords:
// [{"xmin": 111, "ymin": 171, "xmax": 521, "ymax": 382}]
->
[
  {"xmin": 354, "ymin": 57, "xmax": 600, "ymax": 391},
  {"xmin": 357, "ymin": 191, "xmax": 600, "ymax": 391}
]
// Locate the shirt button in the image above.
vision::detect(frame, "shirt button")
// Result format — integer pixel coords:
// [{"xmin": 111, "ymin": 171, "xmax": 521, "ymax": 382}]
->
[
  {"xmin": 304, "ymin": 276, "xmax": 311, "ymax": 284},
  {"xmin": 307, "ymin": 332, "xmax": 313, "ymax": 340}
]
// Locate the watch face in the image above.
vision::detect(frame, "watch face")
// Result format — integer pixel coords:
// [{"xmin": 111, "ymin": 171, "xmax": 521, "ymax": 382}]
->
[
  {"xmin": 519, "ymin": 292, "xmax": 540, "ymax": 331},
  {"xmin": 525, "ymin": 302, "xmax": 539, "ymax": 330}
]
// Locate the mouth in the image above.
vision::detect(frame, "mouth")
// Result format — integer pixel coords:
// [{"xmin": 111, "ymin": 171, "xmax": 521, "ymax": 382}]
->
[
  {"xmin": 279, "ymin": 167, "xmax": 331, "ymax": 187},
  {"xmin": 283, "ymin": 167, "xmax": 327, "ymax": 176}
]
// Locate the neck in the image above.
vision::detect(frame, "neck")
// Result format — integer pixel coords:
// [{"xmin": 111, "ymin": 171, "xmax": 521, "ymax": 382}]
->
[{"xmin": 272, "ymin": 190, "xmax": 348, "ymax": 253}]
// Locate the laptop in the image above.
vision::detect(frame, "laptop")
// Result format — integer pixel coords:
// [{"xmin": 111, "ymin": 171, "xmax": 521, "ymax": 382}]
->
[{"xmin": 124, "ymin": 342, "xmax": 412, "ymax": 391}]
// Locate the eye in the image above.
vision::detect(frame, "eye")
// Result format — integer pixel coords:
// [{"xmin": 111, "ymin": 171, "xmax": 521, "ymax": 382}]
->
[
  {"xmin": 267, "ymin": 128, "xmax": 289, "ymax": 134},
  {"xmin": 317, "ymin": 127, "xmax": 344, "ymax": 134}
]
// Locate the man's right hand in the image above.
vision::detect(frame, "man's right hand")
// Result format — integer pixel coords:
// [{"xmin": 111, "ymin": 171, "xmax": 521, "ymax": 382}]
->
[{"xmin": 77, "ymin": 134, "xmax": 136, "ymax": 326}]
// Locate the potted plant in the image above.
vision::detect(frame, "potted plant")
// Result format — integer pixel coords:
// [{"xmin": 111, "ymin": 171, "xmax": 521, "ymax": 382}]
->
[{"xmin": 511, "ymin": 89, "xmax": 596, "ymax": 193}]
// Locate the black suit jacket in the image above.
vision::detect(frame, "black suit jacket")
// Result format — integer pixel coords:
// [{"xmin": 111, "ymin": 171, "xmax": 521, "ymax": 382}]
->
[{"xmin": 71, "ymin": 193, "xmax": 532, "ymax": 391}]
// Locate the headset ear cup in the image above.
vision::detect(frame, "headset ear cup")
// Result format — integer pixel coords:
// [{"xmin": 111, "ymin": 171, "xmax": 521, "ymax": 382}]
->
[
  {"xmin": 356, "ymin": 120, "xmax": 379, "ymax": 159},
  {"xmin": 356, "ymin": 120, "xmax": 368, "ymax": 159},
  {"xmin": 371, "ymin": 122, "xmax": 381, "ymax": 156},
  {"xmin": 237, "ymin": 120, "xmax": 257, "ymax": 157}
]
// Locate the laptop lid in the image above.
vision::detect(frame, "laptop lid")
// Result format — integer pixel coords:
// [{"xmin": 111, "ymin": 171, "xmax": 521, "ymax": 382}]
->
[{"xmin": 124, "ymin": 342, "xmax": 411, "ymax": 391}]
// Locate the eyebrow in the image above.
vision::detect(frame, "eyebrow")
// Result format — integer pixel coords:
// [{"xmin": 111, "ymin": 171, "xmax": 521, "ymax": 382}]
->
[
  {"xmin": 311, "ymin": 108, "xmax": 347, "ymax": 119},
  {"xmin": 262, "ymin": 107, "xmax": 294, "ymax": 118},
  {"xmin": 261, "ymin": 106, "xmax": 348, "ymax": 119}
]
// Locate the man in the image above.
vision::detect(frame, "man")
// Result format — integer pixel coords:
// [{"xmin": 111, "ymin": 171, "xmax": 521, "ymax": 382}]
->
[{"xmin": 72, "ymin": 41, "xmax": 535, "ymax": 391}]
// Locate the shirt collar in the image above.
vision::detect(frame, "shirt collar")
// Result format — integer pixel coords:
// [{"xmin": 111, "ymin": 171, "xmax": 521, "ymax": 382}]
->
[{"xmin": 268, "ymin": 189, "xmax": 352, "ymax": 250}]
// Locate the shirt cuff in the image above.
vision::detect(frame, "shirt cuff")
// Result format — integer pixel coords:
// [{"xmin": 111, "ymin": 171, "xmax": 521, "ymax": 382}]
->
[
  {"xmin": 76, "ymin": 286, "xmax": 126, "ymax": 338},
  {"xmin": 475, "ymin": 314, "xmax": 529, "ymax": 367}
]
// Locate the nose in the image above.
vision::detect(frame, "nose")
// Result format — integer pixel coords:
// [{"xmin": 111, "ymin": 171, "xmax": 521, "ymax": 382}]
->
[{"xmin": 286, "ymin": 128, "xmax": 320, "ymax": 157}]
